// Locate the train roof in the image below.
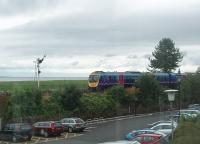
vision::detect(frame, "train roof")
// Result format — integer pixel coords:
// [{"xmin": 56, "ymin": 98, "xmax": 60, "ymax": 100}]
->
[{"xmin": 90, "ymin": 71, "xmax": 177, "ymax": 76}]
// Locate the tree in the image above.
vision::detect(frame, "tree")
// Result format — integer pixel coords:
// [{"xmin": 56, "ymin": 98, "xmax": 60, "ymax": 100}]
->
[
  {"xmin": 60, "ymin": 84, "xmax": 82, "ymax": 111},
  {"xmin": 136, "ymin": 74, "xmax": 164, "ymax": 112},
  {"xmin": 181, "ymin": 73, "xmax": 200, "ymax": 105},
  {"xmin": 149, "ymin": 38, "xmax": 183, "ymax": 72},
  {"xmin": 79, "ymin": 93, "xmax": 115, "ymax": 118},
  {"xmin": 106, "ymin": 85, "xmax": 126, "ymax": 104},
  {"xmin": 3, "ymin": 87, "xmax": 43, "ymax": 123}
]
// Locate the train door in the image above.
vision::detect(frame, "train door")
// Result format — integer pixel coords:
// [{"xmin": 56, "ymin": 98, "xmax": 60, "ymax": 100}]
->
[{"xmin": 119, "ymin": 72, "xmax": 124, "ymax": 86}]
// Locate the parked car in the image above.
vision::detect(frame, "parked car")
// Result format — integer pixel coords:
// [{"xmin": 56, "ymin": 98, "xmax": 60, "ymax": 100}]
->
[
  {"xmin": 150, "ymin": 123, "xmax": 176, "ymax": 135},
  {"xmin": 148, "ymin": 120, "xmax": 177, "ymax": 128},
  {"xmin": 32, "ymin": 121, "xmax": 64, "ymax": 137},
  {"xmin": 98, "ymin": 140, "xmax": 141, "ymax": 144},
  {"xmin": 125, "ymin": 129, "xmax": 166, "ymax": 140},
  {"xmin": 0, "ymin": 123, "xmax": 32, "ymax": 143},
  {"xmin": 167, "ymin": 114, "xmax": 180, "ymax": 122},
  {"xmin": 179, "ymin": 109, "xmax": 200, "ymax": 118},
  {"xmin": 131, "ymin": 133, "xmax": 162, "ymax": 144},
  {"xmin": 61, "ymin": 117, "xmax": 86, "ymax": 133},
  {"xmin": 188, "ymin": 104, "xmax": 200, "ymax": 110}
]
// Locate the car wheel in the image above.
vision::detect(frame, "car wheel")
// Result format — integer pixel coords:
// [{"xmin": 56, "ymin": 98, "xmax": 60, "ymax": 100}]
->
[
  {"xmin": 12, "ymin": 136, "xmax": 17, "ymax": 143},
  {"xmin": 28, "ymin": 135, "xmax": 32, "ymax": 141},
  {"xmin": 44, "ymin": 132, "xmax": 49, "ymax": 138},
  {"xmin": 68, "ymin": 127, "xmax": 73, "ymax": 133}
]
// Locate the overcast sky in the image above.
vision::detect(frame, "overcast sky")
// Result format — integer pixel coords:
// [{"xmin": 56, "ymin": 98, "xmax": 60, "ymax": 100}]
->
[{"xmin": 0, "ymin": 0, "xmax": 200, "ymax": 77}]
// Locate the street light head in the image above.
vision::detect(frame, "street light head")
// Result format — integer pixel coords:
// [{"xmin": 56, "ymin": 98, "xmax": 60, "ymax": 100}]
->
[
  {"xmin": 164, "ymin": 89, "xmax": 178, "ymax": 102},
  {"xmin": 177, "ymin": 69, "xmax": 181, "ymax": 83}
]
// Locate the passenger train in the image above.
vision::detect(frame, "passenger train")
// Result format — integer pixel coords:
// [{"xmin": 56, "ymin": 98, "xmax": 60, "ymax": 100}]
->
[{"xmin": 88, "ymin": 71, "xmax": 178, "ymax": 91}]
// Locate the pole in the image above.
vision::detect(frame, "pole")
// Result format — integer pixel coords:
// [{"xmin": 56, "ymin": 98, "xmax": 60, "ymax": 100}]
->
[
  {"xmin": 171, "ymin": 101, "xmax": 174, "ymax": 142},
  {"xmin": 178, "ymin": 69, "xmax": 181, "ymax": 117},
  {"xmin": 0, "ymin": 118, "xmax": 1, "ymax": 130}
]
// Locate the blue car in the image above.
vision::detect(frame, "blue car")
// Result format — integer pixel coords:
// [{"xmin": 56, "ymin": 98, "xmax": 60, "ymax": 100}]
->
[{"xmin": 125, "ymin": 129, "xmax": 165, "ymax": 140}]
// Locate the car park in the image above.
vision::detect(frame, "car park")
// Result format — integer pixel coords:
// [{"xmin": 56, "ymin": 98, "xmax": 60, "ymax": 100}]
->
[
  {"xmin": 0, "ymin": 123, "xmax": 32, "ymax": 143},
  {"xmin": 32, "ymin": 121, "xmax": 64, "ymax": 137},
  {"xmin": 150, "ymin": 123, "xmax": 176, "ymax": 135},
  {"xmin": 131, "ymin": 133, "xmax": 162, "ymax": 144},
  {"xmin": 125, "ymin": 129, "xmax": 166, "ymax": 141},
  {"xmin": 61, "ymin": 117, "xmax": 86, "ymax": 133}
]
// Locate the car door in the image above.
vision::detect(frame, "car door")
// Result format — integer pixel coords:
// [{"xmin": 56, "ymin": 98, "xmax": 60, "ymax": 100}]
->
[
  {"xmin": 162, "ymin": 125, "xmax": 172, "ymax": 135},
  {"xmin": 1, "ymin": 124, "xmax": 12, "ymax": 141},
  {"xmin": 7, "ymin": 124, "xmax": 15, "ymax": 141},
  {"xmin": 33, "ymin": 122, "xmax": 40, "ymax": 135},
  {"xmin": 143, "ymin": 136, "xmax": 154, "ymax": 144},
  {"xmin": 0, "ymin": 129, "xmax": 7, "ymax": 140},
  {"xmin": 69, "ymin": 119, "xmax": 75, "ymax": 129},
  {"xmin": 62, "ymin": 119, "xmax": 70, "ymax": 130}
]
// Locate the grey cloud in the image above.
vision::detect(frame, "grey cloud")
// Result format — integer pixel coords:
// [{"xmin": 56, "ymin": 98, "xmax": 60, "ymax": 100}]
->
[
  {"xmin": 1, "ymin": 0, "xmax": 200, "ymax": 76},
  {"xmin": 105, "ymin": 54, "xmax": 116, "ymax": 57},
  {"xmin": 143, "ymin": 54, "xmax": 151, "ymax": 59},
  {"xmin": 0, "ymin": 0, "xmax": 59, "ymax": 16},
  {"xmin": 69, "ymin": 61, "xmax": 79, "ymax": 66},
  {"xmin": 127, "ymin": 55, "xmax": 138, "ymax": 59}
]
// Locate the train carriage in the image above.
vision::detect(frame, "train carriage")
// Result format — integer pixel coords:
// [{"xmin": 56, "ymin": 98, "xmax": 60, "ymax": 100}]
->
[{"xmin": 88, "ymin": 71, "xmax": 178, "ymax": 91}]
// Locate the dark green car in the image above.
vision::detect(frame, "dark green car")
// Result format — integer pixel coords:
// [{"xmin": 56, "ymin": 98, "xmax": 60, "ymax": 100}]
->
[{"xmin": 0, "ymin": 123, "xmax": 32, "ymax": 143}]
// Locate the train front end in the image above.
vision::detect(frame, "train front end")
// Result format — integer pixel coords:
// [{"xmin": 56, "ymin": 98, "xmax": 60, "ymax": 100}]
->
[{"xmin": 88, "ymin": 71, "xmax": 101, "ymax": 91}]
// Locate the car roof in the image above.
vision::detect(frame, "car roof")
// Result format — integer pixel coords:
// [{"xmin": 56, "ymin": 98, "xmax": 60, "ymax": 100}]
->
[
  {"xmin": 134, "ymin": 129, "xmax": 155, "ymax": 132},
  {"xmin": 181, "ymin": 109, "xmax": 199, "ymax": 111},
  {"xmin": 138, "ymin": 133, "xmax": 161, "ymax": 137},
  {"xmin": 98, "ymin": 140, "xmax": 140, "ymax": 144},
  {"xmin": 157, "ymin": 123, "xmax": 172, "ymax": 125}
]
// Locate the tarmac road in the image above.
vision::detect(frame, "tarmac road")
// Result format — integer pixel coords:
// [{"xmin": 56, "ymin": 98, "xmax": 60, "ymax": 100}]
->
[{"xmin": 46, "ymin": 111, "xmax": 171, "ymax": 144}]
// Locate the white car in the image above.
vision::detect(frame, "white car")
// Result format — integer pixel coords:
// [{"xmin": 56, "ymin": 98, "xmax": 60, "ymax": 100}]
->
[
  {"xmin": 98, "ymin": 140, "xmax": 141, "ymax": 144},
  {"xmin": 150, "ymin": 123, "xmax": 176, "ymax": 135},
  {"xmin": 148, "ymin": 120, "xmax": 177, "ymax": 128},
  {"xmin": 180, "ymin": 109, "xmax": 200, "ymax": 118}
]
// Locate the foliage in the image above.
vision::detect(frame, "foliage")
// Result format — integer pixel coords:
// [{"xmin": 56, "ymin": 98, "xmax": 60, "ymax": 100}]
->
[
  {"xmin": 172, "ymin": 116, "xmax": 200, "ymax": 144},
  {"xmin": 106, "ymin": 85, "xmax": 127, "ymax": 104},
  {"xmin": 42, "ymin": 89, "xmax": 64, "ymax": 117},
  {"xmin": 0, "ymin": 80, "xmax": 88, "ymax": 92},
  {"xmin": 181, "ymin": 73, "xmax": 200, "ymax": 105},
  {"xmin": 136, "ymin": 74, "xmax": 163, "ymax": 108},
  {"xmin": 4, "ymin": 87, "xmax": 43, "ymax": 121},
  {"xmin": 149, "ymin": 38, "xmax": 183, "ymax": 72},
  {"xmin": 79, "ymin": 93, "xmax": 115, "ymax": 118},
  {"xmin": 59, "ymin": 84, "xmax": 82, "ymax": 111}
]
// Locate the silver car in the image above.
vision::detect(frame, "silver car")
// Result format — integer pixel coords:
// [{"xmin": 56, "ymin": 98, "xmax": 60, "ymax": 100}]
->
[
  {"xmin": 61, "ymin": 117, "xmax": 86, "ymax": 133},
  {"xmin": 150, "ymin": 123, "xmax": 176, "ymax": 135}
]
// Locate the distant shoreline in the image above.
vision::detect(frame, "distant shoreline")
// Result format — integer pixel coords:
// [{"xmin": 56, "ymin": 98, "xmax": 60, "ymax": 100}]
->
[{"xmin": 0, "ymin": 77, "xmax": 88, "ymax": 82}]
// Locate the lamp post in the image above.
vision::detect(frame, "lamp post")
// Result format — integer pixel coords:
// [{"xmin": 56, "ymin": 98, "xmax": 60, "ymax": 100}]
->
[
  {"xmin": 164, "ymin": 89, "xmax": 178, "ymax": 142},
  {"xmin": 177, "ymin": 69, "xmax": 181, "ymax": 116}
]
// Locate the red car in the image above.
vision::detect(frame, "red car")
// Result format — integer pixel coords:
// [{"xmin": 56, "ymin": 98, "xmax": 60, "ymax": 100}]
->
[
  {"xmin": 132, "ymin": 134, "xmax": 162, "ymax": 144},
  {"xmin": 32, "ymin": 121, "xmax": 64, "ymax": 137}
]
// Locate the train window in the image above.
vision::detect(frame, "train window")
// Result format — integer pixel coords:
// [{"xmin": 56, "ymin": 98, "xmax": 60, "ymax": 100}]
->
[{"xmin": 89, "ymin": 75, "xmax": 99, "ymax": 82}]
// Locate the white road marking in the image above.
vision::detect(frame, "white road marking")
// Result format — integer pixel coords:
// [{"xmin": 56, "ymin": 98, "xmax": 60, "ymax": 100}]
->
[
  {"xmin": 65, "ymin": 133, "xmax": 68, "ymax": 138},
  {"xmin": 85, "ymin": 126, "xmax": 96, "ymax": 129}
]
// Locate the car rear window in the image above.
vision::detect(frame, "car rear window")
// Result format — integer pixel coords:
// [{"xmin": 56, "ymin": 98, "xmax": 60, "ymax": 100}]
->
[
  {"xmin": 20, "ymin": 124, "xmax": 32, "ymax": 130},
  {"xmin": 75, "ymin": 118, "xmax": 84, "ymax": 123}
]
